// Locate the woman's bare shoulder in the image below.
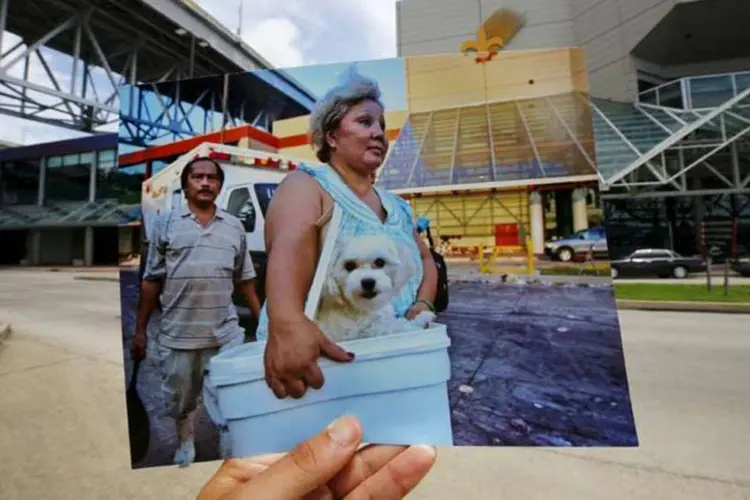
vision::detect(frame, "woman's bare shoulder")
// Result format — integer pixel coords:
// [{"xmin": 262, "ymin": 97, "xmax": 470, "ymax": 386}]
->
[{"xmin": 268, "ymin": 170, "xmax": 324, "ymax": 220}]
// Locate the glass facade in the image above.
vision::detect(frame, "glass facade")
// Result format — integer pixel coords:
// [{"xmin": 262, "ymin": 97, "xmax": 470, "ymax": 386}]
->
[
  {"xmin": 603, "ymin": 194, "xmax": 750, "ymax": 261},
  {"xmin": 0, "ymin": 141, "xmax": 140, "ymax": 223},
  {"xmin": 96, "ymin": 149, "xmax": 118, "ymax": 200},
  {"xmin": 0, "ymin": 159, "xmax": 40, "ymax": 206},
  {"xmin": 378, "ymin": 92, "xmax": 597, "ymax": 191},
  {"xmin": 45, "ymin": 152, "xmax": 93, "ymax": 202},
  {"xmin": 112, "ymin": 163, "xmax": 146, "ymax": 205}
]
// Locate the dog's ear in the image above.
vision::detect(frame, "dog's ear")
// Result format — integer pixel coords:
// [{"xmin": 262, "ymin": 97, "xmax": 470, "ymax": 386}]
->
[
  {"xmin": 383, "ymin": 244, "xmax": 402, "ymax": 267},
  {"xmin": 392, "ymin": 243, "xmax": 416, "ymax": 291},
  {"xmin": 321, "ymin": 247, "xmax": 347, "ymax": 308}
]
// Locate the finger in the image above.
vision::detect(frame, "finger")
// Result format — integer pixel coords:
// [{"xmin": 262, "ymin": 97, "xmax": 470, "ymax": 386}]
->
[
  {"xmin": 267, "ymin": 375, "xmax": 288, "ymax": 399},
  {"xmin": 328, "ymin": 445, "xmax": 408, "ymax": 497},
  {"xmin": 345, "ymin": 445, "xmax": 437, "ymax": 500},
  {"xmin": 319, "ymin": 336, "xmax": 355, "ymax": 363},
  {"xmin": 287, "ymin": 378, "xmax": 308, "ymax": 399},
  {"xmin": 196, "ymin": 459, "xmax": 269, "ymax": 500},
  {"xmin": 248, "ymin": 452, "xmax": 287, "ymax": 467},
  {"xmin": 302, "ymin": 363, "xmax": 325, "ymax": 390},
  {"xmin": 304, "ymin": 484, "xmax": 336, "ymax": 500},
  {"xmin": 229, "ymin": 416, "xmax": 363, "ymax": 500}
]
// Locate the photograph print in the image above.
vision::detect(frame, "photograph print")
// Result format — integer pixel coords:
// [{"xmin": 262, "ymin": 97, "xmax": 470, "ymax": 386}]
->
[{"xmin": 118, "ymin": 48, "xmax": 638, "ymax": 469}]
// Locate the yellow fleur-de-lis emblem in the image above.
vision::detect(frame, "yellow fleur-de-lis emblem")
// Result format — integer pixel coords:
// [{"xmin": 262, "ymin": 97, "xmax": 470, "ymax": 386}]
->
[{"xmin": 461, "ymin": 8, "xmax": 525, "ymax": 63}]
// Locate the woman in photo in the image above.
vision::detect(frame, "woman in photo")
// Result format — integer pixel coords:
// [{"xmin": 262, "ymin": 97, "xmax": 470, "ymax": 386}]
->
[{"xmin": 257, "ymin": 69, "xmax": 438, "ymax": 400}]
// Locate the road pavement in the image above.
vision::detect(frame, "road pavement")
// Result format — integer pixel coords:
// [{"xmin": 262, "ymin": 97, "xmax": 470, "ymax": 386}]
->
[{"xmin": 0, "ymin": 269, "xmax": 749, "ymax": 499}]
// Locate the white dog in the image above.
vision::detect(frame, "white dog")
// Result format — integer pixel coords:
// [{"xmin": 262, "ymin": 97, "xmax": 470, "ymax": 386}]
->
[{"xmin": 316, "ymin": 233, "xmax": 436, "ymax": 343}]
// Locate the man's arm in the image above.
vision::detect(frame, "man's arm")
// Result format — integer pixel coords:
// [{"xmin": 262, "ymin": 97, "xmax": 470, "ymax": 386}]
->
[
  {"xmin": 136, "ymin": 279, "xmax": 163, "ymax": 333},
  {"xmin": 135, "ymin": 216, "xmax": 168, "ymax": 337},
  {"xmin": 236, "ymin": 280, "xmax": 261, "ymax": 319},
  {"xmin": 234, "ymin": 229, "xmax": 261, "ymax": 319}
]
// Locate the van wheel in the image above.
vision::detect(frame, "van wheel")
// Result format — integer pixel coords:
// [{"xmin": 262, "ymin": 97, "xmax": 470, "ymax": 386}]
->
[
  {"xmin": 672, "ymin": 266, "xmax": 688, "ymax": 279},
  {"xmin": 556, "ymin": 247, "xmax": 574, "ymax": 262}
]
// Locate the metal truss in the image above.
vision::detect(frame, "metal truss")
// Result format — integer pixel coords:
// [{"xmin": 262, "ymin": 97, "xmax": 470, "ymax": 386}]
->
[
  {"xmin": 588, "ymin": 88, "xmax": 750, "ymax": 199},
  {"xmin": 119, "ymin": 81, "xmax": 273, "ymax": 147},
  {"xmin": 0, "ymin": 0, "xmax": 276, "ymax": 145},
  {"xmin": 0, "ymin": 6, "xmax": 118, "ymax": 133}
]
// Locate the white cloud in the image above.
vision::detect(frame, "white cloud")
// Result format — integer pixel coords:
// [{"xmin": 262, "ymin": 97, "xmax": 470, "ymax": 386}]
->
[
  {"xmin": 195, "ymin": 0, "xmax": 399, "ymax": 67},
  {"xmin": 338, "ymin": 0, "xmax": 399, "ymax": 60},
  {"xmin": 242, "ymin": 18, "xmax": 304, "ymax": 68}
]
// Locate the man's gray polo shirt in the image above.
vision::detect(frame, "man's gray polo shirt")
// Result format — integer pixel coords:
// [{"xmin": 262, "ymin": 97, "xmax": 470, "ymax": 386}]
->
[{"xmin": 143, "ymin": 204, "xmax": 256, "ymax": 350}]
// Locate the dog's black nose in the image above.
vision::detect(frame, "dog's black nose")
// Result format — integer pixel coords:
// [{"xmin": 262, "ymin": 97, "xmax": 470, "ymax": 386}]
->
[{"xmin": 361, "ymin": 278, "xmax": 376, "ymax": 291}]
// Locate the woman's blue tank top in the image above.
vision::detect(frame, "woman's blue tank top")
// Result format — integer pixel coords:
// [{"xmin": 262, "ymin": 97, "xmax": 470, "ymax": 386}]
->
[{"xmin": 254, "ymin": 163, "xmax": 423, "ymax": 341}]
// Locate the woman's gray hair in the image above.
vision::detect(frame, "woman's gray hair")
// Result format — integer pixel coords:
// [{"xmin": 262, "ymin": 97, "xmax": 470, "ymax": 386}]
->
[{"xmin": 308, "ymin": 68, "xmax": 384, "ymax": 163}]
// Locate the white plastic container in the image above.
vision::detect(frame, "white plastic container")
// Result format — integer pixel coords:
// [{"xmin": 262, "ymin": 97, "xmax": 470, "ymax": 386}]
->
[{"xmin": 206, "ymin": 203, "xmax": 454, "ymax": 457}]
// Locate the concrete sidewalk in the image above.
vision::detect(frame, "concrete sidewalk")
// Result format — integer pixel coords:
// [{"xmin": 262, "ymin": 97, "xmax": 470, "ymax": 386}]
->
[
  {"xmin": 617, "ymin": 300, "xmax": 750, "ymax": 314},
  {"xmin": 0, "ymin": 321, "xmax": 10, "ymax": 346}
]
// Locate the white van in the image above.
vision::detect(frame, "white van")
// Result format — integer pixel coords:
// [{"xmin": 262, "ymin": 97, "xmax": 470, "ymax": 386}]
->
[{"xmin": 140, "ymin": 142, "xmax": 319, "ymax": 303}]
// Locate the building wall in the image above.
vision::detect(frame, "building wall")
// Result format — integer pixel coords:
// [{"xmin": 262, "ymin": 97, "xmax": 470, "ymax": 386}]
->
[
  {"xmin": 396, "ymin": 0, "xmax": 678, "ymax": 101},
  {"xmin": 397, "ymin": 0, "xmax": 575, "ymax": 59},
  {"xmin": 405, "ymin": 187, "xmax": 603, "ymax": 251},
  {"xmin": 404, "ymin": 49, "xmax": 588, "ymax": 113},
  {"xmin": 407, "ymin": 188, "xmax": 530, "ymax": 249},
  {"xmin": 571, "ymin": 0, "xmax": 677, "ymax": 101}
]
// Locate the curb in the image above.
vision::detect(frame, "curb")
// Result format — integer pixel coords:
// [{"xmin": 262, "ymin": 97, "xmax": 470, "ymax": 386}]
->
[
  {"xmin": 73, "ymin": 276, "xmax": 121, "ymax": 283},
  {"xmin": 615, "ymin": 300, "xmax": 750, "ymax": 314},
  {"xmin": 0, "ymin": 322, "xmax": 11, "ymax": 346}
]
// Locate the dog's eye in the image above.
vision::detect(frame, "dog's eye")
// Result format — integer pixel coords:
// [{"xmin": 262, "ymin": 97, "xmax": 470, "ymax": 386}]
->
[
  {"xmin": 373, "ymin": 258, "xmax": 385, "ymax": 269},
  {"xmin": 344, "ymin": 260, "xmax": 357, "ymax": 272}
]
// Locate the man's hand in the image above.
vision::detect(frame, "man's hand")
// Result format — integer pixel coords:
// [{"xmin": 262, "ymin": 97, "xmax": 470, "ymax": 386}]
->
[
  {"xmin": 264, "ymin": 314, "xmax": 354, "ymax": 399},
  {"xmin": 130, "ymin": 330, "xmax": 147, "ymax": 361}
]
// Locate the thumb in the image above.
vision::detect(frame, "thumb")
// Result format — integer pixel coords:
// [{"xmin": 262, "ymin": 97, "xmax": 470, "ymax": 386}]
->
[
  {"xmin": 228, "ymin": 416, "xmax": 363, "ymax": 500},
  {"xmin": 319, "ymin": 334, "xmax": 355, "ymax": 363}
]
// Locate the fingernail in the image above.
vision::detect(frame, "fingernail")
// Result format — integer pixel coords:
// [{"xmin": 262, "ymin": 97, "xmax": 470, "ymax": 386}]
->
[
  {"xmin": 413, "ymin": 445, "xmax": 437, "ymax": 459},
  {"xmin": 347, "ymin": 352, "xmax": 356, "ymax": 361},
  {"xmin": 327, "ymin": 416, "xmax": 359, "ymax": 446}
]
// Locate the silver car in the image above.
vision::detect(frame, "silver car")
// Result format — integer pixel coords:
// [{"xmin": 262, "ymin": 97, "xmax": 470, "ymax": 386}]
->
[{"xmin": 544, "ymin": 227, "xmax": 609, "ymax": 262}]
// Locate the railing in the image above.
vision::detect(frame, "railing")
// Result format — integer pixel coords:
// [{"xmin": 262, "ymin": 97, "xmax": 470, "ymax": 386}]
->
[{"xmin": 638, "ymin": 70, "xmax": 750, "ymax": 110}]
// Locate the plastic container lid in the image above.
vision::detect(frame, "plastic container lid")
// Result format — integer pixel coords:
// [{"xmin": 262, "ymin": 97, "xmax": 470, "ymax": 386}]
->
[{"xmin": 209, "ymin": 324, "xmax": 451, "ymax": 387}]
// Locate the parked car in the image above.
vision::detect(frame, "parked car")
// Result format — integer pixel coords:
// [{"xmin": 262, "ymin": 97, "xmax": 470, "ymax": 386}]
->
[
  {"xmin": 544, "ymin": 226, "xmax": 609, "ymax": 262},
  {"xmin": 730, "ymin": 256, "xmax": 750, "ymax": 277},
  {"xmin": 610, "ymin": 248, "xmax": 706, "ymax": 280}
]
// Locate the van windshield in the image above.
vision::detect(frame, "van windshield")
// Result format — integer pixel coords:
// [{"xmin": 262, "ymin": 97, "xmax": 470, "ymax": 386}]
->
[{"xmin": 254, "ymin": 183, "xmax": 278, "ymax": 216}]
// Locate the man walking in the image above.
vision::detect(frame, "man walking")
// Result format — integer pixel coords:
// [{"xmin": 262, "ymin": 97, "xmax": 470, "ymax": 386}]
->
[{"xmin": 130, "ymin": 156, "xmax": 261, "ymax": 467}]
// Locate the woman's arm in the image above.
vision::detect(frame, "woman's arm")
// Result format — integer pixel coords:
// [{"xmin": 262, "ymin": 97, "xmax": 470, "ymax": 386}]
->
[
  {"xmin": 263, "ymin": 171, "xmax": 324, "ymax": 322},
  {"xmin": 411, "ymin": 228, "xmax": 438, "ymax": 312},
  {"xmin": 262, "ymin": 171, "xmax": 353, "ymax": 399}
]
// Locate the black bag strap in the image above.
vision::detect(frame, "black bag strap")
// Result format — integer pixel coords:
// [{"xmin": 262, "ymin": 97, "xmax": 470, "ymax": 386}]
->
[{"xmin": 128, "ymin": 358, "xmax": 141, "ymax": 391}]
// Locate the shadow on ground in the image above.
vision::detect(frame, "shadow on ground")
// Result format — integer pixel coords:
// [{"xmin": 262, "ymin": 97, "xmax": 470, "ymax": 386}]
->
[{"xmin": 118, "ymin": 270, "xmax": 637, "ymax": 469}]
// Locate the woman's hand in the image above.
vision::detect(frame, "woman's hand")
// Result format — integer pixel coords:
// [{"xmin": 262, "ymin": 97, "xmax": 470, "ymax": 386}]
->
[
  {"xmin": 197, "ymin": 416, "xmax": 437, "ymax": 500},
  {"xmin": 406, "ymin": 300, "xmax": 432, "ymax": 321},
  {"xmin": 264, "ymin": 314, "xmax": 354, "ymax": 399}
]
